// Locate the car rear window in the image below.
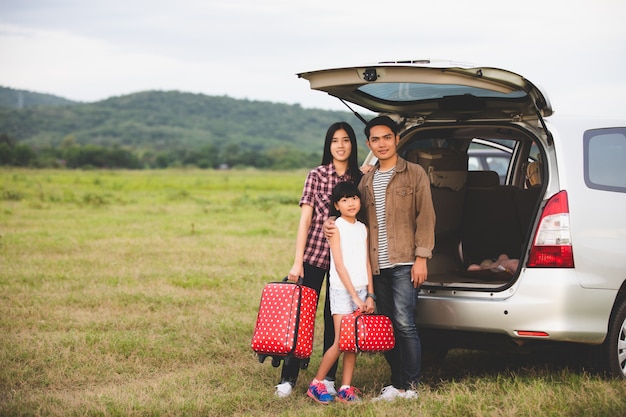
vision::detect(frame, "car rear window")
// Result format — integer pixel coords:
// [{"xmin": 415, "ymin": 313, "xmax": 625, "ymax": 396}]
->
[
  {"xmin": 584, "ymin": 127, "xmax": 626, "ymax": 193},
  {"xmin": 358, "ymin": 83, "xmax": 527, "ymax": 103}
]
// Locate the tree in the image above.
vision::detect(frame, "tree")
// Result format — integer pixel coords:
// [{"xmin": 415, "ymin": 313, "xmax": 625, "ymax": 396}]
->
[{"xmin": 13, "ymin": 144, "xmax": 36, "ymax": 166}]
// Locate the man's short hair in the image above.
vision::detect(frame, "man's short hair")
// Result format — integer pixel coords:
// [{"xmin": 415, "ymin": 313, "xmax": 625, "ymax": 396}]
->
[{"xmin": 364, "ymin": 116, "xmax": 399, "ymax": 139}]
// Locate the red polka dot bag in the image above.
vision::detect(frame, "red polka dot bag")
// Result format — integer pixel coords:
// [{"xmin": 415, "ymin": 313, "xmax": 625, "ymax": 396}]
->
[
  {"xmin": 251, "ymin": 279, "xmax": 318, "ymax": 366},
  {"xmin": 339, "ymin": 311, "xmax": 395, "ymax": 353}
]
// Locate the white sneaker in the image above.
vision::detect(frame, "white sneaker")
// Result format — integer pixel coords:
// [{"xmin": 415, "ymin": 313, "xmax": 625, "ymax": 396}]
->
[
  {"xmin": 274, "ymin": 382, "xmax": 293, "ymax": 398},
  {"xmin": 400, "ymin": 389, "xmax": 419, "ymax": 399},
  {"xmin": 323, "ymin": 379, "xmax": 337, "ymax": 396},
  {"xmin": 372, "ymin": 385, "xmax": 401, "ymax": 402}
]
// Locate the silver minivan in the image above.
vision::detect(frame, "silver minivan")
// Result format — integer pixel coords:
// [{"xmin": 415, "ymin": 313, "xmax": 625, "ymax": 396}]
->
[{"xmin": 298, "ymin": 61, "xmax": 626, "ymax": 378}]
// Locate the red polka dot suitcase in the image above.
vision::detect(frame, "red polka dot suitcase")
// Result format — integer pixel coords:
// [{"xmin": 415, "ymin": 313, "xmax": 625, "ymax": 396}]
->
[
  {"xmin": 251, "ymin": 279, "xmax": 318, "ymax": 366},
  {"xmin": 339, "ymin": 311, "xmax": 395, "ymax": 353}
]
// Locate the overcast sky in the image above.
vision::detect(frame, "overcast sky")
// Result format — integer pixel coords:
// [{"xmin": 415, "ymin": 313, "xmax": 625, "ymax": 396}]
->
[{"xmin": 1, "ymin": 0, "xmax": 625, "ymax": 118}]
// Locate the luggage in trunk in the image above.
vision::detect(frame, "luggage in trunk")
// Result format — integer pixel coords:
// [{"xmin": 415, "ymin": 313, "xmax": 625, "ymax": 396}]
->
[{"xmin": 406, "ymin": 148, "xmax": 468, "ymax": 239}]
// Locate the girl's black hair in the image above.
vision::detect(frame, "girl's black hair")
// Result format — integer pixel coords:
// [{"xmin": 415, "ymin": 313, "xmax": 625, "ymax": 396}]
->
[
  {"xmin": 321, "ymin": 122, "xmax": 362, "ymax": 183},
  {"xmin": 329, "ymin": 181, "xmax": 361, "ymax": 218}
]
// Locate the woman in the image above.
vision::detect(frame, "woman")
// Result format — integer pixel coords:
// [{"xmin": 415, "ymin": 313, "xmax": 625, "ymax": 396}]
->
[{"xmin": 275, "ymin": 122, "xmax": 362, "ymax": 398}]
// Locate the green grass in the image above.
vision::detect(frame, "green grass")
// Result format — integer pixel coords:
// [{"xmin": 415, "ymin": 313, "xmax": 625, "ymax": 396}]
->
[{"xmin": 1, "ymin": 168, "xmax": 625, "ymax": 417}]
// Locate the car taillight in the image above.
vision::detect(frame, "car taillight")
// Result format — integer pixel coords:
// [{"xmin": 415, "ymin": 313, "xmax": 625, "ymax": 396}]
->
[{"xmin": 527, "ymin": 190, "xmax": 574, "ymax": 268}]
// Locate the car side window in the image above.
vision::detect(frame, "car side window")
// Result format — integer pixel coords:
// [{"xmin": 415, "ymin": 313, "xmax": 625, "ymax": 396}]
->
[
  {"xmin": 468, "ymin": 139, "xmax": 514, "ymax": 184},
  {"xmin": 584, "ymin": 128, "xmax": 626, "ymax": 193},
  {"xmin": 468, "ymin": 156, "xmax": 481, "ymax": 171},
  {"xmin": 484, "ymin": 156, "xmax": 509, "ymax": 180}
]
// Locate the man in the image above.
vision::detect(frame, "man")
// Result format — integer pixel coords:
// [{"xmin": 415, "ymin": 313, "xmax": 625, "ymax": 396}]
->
[{"xmin": 327, "ymin": 115, "xmax": 435, "ymax": 401}]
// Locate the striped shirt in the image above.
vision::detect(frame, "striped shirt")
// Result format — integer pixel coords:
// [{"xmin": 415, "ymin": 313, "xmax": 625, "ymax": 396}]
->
[
  {"xmin": 373, "ymin": 167, "xmax": 395, "ymax": 269},
  {"xmin": 300, "ymin": 163, "xmax": 354, "ymax": 270}
]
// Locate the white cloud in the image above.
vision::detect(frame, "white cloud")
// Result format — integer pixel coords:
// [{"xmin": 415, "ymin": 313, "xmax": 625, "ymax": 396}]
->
[
  {"xmin": 0, "ymin": 24, "xmax": 190, "ymax": 100},
  {"xmin": 0, "ymin": 0, "xmax": 624, "ymax": 118}
]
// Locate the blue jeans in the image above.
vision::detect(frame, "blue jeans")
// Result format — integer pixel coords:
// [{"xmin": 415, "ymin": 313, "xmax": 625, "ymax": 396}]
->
[{"xmin": 374, "ymin": 265, "xmax": 421, "ymax": 389}]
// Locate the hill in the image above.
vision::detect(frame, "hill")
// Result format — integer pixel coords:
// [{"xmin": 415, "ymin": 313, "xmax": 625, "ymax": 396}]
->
[
  {"xmin": 0, "ymin": 88, "xmax": 368, "ymax": 157},
  {"xmin": 0, "ymin": 86, "xmax": 78, "ymax": 109}
]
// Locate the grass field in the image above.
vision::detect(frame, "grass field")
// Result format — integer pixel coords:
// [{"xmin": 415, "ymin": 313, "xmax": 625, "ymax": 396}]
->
[{"xmin": 1, "ymin": 168, "xmax": 625, "ymax": 417}]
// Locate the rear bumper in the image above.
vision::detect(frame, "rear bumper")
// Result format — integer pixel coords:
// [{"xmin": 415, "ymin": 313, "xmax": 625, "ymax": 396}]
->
[{"xmin": 416, "ymin": 269, "xmax": 616, "ymax": 344}]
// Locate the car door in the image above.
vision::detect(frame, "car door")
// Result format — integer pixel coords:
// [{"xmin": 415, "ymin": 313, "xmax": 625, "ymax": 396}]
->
[
  {"xmin": 574, "ymin": 124, "xmax": 626, "ymax": 290},
  {"xmin": 297, "ymin": 61, "xmax": 553, "ymax": 124}
]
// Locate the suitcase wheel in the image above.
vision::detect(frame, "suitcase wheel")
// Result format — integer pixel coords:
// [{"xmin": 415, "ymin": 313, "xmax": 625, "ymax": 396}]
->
[
  {"xmin": 257, "ymin": 354, "xmax": 267, "ymax": 364},
  {"xmin": 300, "ymin": 358, "xmax": 310, "ymax": 369},
  {"xmin": 271, "ymin": 357, "xmax": 282, "ymax": 367}
]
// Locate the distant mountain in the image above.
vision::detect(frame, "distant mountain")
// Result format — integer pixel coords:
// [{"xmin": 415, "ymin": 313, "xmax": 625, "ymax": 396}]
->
[
  {"xmin": 0, "ymin": 86, "xmax": 78, "ymax": 109},
  {"xmin": 0, "ymin": 88, "xmax": 369, "ymax": 156}
]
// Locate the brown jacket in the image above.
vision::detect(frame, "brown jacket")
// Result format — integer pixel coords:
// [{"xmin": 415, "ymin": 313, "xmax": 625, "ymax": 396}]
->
[{"xmin": 359, "ymin": 157, "xmax": 436, "ymax": 275}]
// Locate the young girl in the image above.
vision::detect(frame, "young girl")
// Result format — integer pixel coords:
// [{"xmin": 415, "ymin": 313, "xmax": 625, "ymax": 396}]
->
[
  {"xmin": 275, "ymin": 122, "xmax": 362, "ymax": 398},
  {"xmin": 307, "ymin": 181, "xmax": 374, "ymax": 404}
]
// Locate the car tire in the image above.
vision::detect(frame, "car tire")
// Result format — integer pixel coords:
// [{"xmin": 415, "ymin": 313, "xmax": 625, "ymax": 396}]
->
[{"xmin": 603, "ymin": 295, "xmax": 626, "ymax": 378}]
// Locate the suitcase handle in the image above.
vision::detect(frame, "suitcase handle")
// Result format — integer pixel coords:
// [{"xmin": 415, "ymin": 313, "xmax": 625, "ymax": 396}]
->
[{"xmin": 282, "ymin": 276, "xmax": 304, "ymax": 285}]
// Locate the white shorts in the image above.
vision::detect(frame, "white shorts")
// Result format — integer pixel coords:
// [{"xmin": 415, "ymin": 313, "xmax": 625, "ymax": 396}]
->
[{"xmin": 329, "ymin": 287, "xmax": 367, "ymax": 315}]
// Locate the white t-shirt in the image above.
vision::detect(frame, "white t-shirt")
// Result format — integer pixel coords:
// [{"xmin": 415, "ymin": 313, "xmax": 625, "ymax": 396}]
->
[{"xmin": 329, "ymin": 216, "xmax": 368, "ymax": 290}]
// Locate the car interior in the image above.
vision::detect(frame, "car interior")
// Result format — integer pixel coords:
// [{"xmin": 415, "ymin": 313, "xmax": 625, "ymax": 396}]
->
[{"xmin": 396, "ymin": 123, "xmax": 545, "ymax": 289}]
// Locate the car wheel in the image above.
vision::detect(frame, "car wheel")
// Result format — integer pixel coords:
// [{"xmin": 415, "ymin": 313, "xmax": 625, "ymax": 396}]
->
[{"xmin": 603, "ymin": 296, "xmax": 626, "ymax": 378}]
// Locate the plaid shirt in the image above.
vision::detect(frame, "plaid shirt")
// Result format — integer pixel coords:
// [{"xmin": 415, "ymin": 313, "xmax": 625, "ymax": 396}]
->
[{"xmin": 300, "ymin": 163, "xmax": 353, "ymax": 270}]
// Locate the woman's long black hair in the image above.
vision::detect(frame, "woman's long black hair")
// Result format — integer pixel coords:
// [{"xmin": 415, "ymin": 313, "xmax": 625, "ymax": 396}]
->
[{"xmin": 321, "ymin": 122, "xmax": 361, "ymax": 182}]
